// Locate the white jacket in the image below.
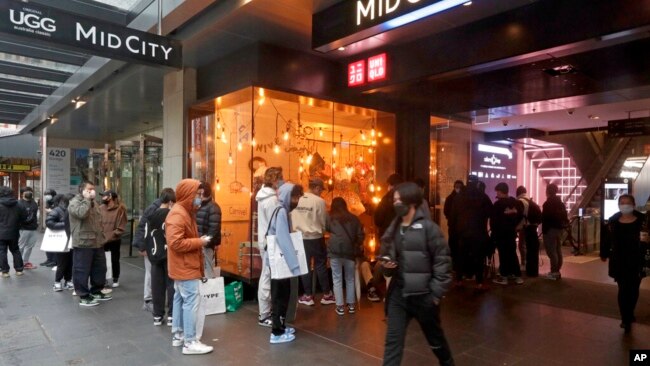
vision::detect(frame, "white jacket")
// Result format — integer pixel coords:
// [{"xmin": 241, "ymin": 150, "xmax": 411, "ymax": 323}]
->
[
  {"xmin": 256, "ymin": 186, "xmax": 278, "ymax": 251},
  {"xmin": 291, "ymin": 192, "xmax": 327, "ymax": 240}
]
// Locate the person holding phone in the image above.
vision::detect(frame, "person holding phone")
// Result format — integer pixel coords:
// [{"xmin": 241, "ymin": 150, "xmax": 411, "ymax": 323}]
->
[
  {"xmin": 380, "ymin": 182, "xmax": 454, "ymax": 366},
  {"xmin": 166, "ymin": 179, "xmax": 213, "ymax": 355}
]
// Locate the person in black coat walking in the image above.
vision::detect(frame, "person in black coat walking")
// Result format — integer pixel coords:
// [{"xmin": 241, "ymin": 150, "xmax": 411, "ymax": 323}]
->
[
  {"xmin": 47, "ymin": 194, "xmax": 74, "ymax": 291},
  {"xmin": 600, "ymin": 194, "xmax": 648, "ymax": 333},
  {"xmin": 0, "ymin": 186, "xmax": 27, "ymax": 277}
]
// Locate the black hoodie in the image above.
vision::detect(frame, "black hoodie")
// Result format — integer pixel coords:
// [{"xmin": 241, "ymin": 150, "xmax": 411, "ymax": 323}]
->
[{"xmin": 0, "ymin": 189, "xmax": 27, "ymax": 240}]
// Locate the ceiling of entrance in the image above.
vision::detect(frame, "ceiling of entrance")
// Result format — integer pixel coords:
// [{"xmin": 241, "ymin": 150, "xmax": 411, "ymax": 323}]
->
[{"xmin": 6, "ymin": 0, "xmax": 650, "ymax": 141}]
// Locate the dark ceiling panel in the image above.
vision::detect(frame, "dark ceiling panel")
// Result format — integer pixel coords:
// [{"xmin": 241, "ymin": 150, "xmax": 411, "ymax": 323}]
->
[
  {"xmin": 0, "ymin": 78, "xmax": 57, "ymax": 96},
  {"xmin": 0, "ymin": 100, "xmax": 35, "ymax": 112},
  {"xmin": 0, "ymin": 91, "xmax": 46, "ymax": 106},
  {"xmin": 0, "ymin": 61, "xmax": 72, "ymax": 83},
  {"xmin": 0, "ymin": 39, "xmax": 89, "ymax": 67}
]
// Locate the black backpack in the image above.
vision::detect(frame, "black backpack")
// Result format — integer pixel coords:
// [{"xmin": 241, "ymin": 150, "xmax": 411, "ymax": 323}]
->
[
  {"xmin": 524, "ymin": 198, "xmax": 542, "ymax": 225},
  {"xmin": 144, "ymin": 209, "xmax": 170, "ymax": 263}
]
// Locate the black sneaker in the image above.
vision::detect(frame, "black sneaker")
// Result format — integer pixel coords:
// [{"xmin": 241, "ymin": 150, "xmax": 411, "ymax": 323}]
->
[
  {"xmin": 92, "ymin": 292, "xmax": 113, "ymax": 301},
  {"xmin": 367, "ymin": 287, "xmax": 381, "ymax": 302},
  {"xmin": 335, "ymin": 306, "xmax": 345, "ymax": 316},
  {"xmin": 79, "ymin": 296, "xmax": 99, "ymax": 307},
  {"xmin": 153, "ymin": 316, "xmax": 163, "ymax": 326}
]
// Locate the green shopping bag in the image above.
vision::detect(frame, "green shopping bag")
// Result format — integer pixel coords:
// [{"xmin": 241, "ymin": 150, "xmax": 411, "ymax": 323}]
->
[{"xmin": 225, "ymin": 281, "xmax": 243, "ymax": 312}]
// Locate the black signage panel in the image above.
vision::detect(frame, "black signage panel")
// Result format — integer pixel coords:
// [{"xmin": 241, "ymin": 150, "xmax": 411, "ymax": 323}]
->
[
  {"xmin": 313, "ymin": 0, "xmax": 462, "ymax": 52},
  {"xmin": 608, "ymin": 117, "xmax": 650, "ymax": 137},
  {"xmin": 0, "ymin": 0, "xmax": 181, "ymax": 68}
]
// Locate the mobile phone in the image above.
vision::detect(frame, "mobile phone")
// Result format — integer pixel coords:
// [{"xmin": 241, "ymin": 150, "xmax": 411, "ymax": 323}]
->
[{"xmin": 376, "ymin": 255, "xmax": 392, "ymax": 262}]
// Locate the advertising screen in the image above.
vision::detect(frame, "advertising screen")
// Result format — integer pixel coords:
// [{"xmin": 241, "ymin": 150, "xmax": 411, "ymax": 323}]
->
[
  {"xmin": 470, "ymin": 143, "xmax": 517, "ymax": 198},
  {"xmin": 603, "ymin": 182, "xmax": 629, "ymax": 220}
]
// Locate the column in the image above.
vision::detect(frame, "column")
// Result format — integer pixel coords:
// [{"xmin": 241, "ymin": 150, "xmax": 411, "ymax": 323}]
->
[
  {"xmin": 395, "ymin": 109, "xmax": 431, "ymax": 192},
  {"xmin": 162, "ymin": 68, "xmax": 196, "ymax": 189}
]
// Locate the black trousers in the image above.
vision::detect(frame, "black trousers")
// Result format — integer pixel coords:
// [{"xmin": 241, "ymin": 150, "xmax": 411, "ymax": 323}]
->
[
  {"xmin": 150, "ymin": 259, "xmax": 174, "ymax": 318},
  {"xmin": 457, "ymin": 235, "xmax": 487, "ymax": 284},
  {"xmin": 73, "ymin": 247, "xmax": 107, "ymax": 298},
  {"xmin": 46, "ymin": 251, "xmax": 56, "ymax": 263},
  {"xmin": 524, "ymin": 226, "xmax": 540, "ymax": 277},
  {"xmin": 448, "ymin": 230, "xmax": 460, "ymax": 274},
  {"xmin": 617, "ymin": 275, "xmax": 642, "ymax": 324},
  {"xmin": 0, "ymin": 239, "xmax": 24, "ymax": 273},
  {"xmin": 55, "ymin": 250, "xmax": 73, "ymax": 282},
  {"xmin": 104, "ymin": 240, "xmax": 121, "ymax": 281},
  {"xmin": 300, "ymin": 238, "xmax": 330, "ymax": 295},
  {"xmin": 271, "ymin": 278, "xmax": 291, "ymax": 336},
  {"xmin": 494, "ymin": 234, "xmax": 521, "ymax": 277},
  {"xmin": 383, "ymin": 286, "xmax": 454, "ymax": 366}
]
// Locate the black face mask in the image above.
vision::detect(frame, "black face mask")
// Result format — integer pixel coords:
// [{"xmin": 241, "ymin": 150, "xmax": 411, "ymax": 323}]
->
[
  {"xmin": 102, "ymin": 198, "xmax": 110, "ymax": 204},
  {"xmin": 393, "ymin": 202, "xmax": 409, "ymax": 217},
  {"xmin": 24, "ymin": 192, "xmax": 33, "ymax": 200}
]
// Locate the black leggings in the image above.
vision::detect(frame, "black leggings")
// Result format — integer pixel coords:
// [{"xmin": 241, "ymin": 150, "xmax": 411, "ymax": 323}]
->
[
  {"xmin": 271, "ymin": 278, "xmax": 291, "ymax": 336},
  {"xmin": 55, "ymin": 250, "xmax": 73, "ymax": 282},
  {"xmin": 617, "ymin": 276, "xmax": 642, "ymax": 324},
  {"xmin": 104, "ymin": 240, "xmax": 121, "ymax": 281}
]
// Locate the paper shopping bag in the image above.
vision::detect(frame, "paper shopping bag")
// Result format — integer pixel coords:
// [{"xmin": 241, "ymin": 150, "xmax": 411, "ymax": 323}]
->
[
  {"xmin": 39, "ymin": 228, "xmax": 69, "ymax": 253},
  {"xmin": 266, "ymin": 231, "xmax": 308, "ymax": 280},
  {"xmin": 200, "ymin": 277, "xmax": 226, "ymax": 315}
]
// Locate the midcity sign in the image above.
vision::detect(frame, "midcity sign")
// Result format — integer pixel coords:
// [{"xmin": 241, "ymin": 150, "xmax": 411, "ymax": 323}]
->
[
  {"xmin": 0, "ymin": 0, "xmax": 181, "ymax": 68},
  {"xmin": 313, "ymin": 0, "xmax": 466, "ymax": 52}
]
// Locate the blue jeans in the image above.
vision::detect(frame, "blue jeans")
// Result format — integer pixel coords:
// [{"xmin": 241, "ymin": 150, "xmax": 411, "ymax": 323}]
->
[
  {"xmin": 330, "ymin": 258, "xmax": 355, "ymax": 306},
  {"xmin": 172, "ymin": 279, "xmax": 201, "ymax": 342}
]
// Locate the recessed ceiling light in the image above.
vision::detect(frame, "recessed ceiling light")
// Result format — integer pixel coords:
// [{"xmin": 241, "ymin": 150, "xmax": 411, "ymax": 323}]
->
[
  {"xmin": 588, "ymin": 115, "xmax": 600, "ymax": 119},
  {"xmin": 463, "ymin": 1, "xmax": 472, "ymax": 5},
  {"xmin": 338, "ymin": 47, "xmax": 346, "ymax": 51}
]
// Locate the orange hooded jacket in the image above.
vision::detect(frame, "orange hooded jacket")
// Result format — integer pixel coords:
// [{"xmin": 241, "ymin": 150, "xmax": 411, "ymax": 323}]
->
[{"xmin": 166, "ymin": 179, "xmax": 204, "ymax": 280}]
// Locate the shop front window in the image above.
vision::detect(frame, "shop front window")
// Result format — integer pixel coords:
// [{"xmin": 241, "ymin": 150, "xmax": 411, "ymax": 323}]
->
[{"xmin": 189, "ymin": 87, "xmax": 395, "ymax": 282}]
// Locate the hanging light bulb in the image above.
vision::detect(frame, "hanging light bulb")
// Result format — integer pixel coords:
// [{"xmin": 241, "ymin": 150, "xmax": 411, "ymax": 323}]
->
[
  {"xmin": 283, "ymin": 129, "xmax": 289, "ymax": 141},
  {"xmin": 215, "ymin": 178, "xmax": 221, "ymax": 191},
  {"xmin": 221, "ymin": 130, "xmax": 227, "ymax": 144},
  {"xmin": 228, "ymin": 152, "xmax": 233, "ymax": 165},
  {"xmin": 377, "ymin": 131, "xmax": 383, "ymax": 137},
  {"xmin": 306, "ymin": 154, "xmax": 313, "ymax": 164},
  {"xmin": 328, "ymin": 178, "xmax": 333, "ymax": 185},
  {"xmin": 237, "ymin": 142, "xmax": 243, "ymax": 151},
  {"xmin": 360, "ymin": 130, "xmax": 366, "ymax": 141},
  {"xmin": 368, "ymin": 147, "xmax": 373, "ymax": 153},
  {"xmin": 371, "ymin": 139, "xmax": 377, "ymax": 146},
  {"xmin": 299, "ymin": 165, "xmax": 304, "ymax": 173},
  {"xmin": 371, "ymin": 128, "xmax": 376, "ymax": 137},
  {"xmin": 273, "ymin": 143, "xmax": 281, "ymax": 154},
  {"xmin": 370, "ymin": 164, "xmax": 375, "ymax": 171},
  {"xmin": 358, "ymin": 155, "xmax": 363, "ymax": 162},
  {"xmin": 216, "ymin": 118, "xmax": 221, "ymax": 130},
  {"xmin": 332, "ymin": 162, "xmax": 337, "ymax": 169},
  {"xmin": 319, "ymin": 127, "xmax": 324, "ymax": 137},
  {"xmin": 376, "ymin": 185, "xmax": 382, "ymax": 192},
  {"xmin": 251, "ymin": 137, "xmax": 257, "ymax": 147},
  {"xmin": 370, "ymin": 183, "xmax": 375, "ymax": 192}
]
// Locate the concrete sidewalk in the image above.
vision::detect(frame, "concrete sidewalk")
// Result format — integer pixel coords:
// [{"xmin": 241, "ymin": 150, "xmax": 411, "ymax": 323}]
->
[{"xmin": 1, "ymin": 244, "xmax": 649, "ymax": 366}]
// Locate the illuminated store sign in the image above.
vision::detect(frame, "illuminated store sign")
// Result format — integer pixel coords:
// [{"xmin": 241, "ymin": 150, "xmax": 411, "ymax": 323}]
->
[
  {"xmin": 313, "ymin": 0, "xmax": 467, "ymax": 52},
  {"xmin": 471, "ymin": 143, "xmax": 517, "ymax": 196},
  {"xmin": 348, "ymin": 53, "xmax": 388, "ymax": 87},
  {"xmin": 0, "ymin": 0, "xmax": 181, "ymax": 68}
]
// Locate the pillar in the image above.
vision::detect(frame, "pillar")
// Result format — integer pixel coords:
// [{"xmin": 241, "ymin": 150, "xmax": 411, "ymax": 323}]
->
[
  {"xmin": 162, "ymin": 68, "xmax": 196, "ymax": 189},
  {"xmin": 395, "ymin": 109, "xmax": 431, "ymax": 195}
]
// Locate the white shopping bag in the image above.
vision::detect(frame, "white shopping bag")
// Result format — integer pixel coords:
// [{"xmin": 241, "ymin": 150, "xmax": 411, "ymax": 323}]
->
[
  {"xmin": 39, "ymin": 228, "xmax": 69, "ymax": 252},
  {"xmin": 266, "ymin": 231, "xmax": 308, "ymax": 280},
  {"xmin": 200, "ymin": 277, "xmax": 226, "ymax": 315}
]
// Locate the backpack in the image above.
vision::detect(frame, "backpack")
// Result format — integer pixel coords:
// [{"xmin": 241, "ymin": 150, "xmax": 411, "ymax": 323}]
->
[
  {"xmin": 145, "ymin": 222, "xmax": 167, "ymax": 263},
  {"xmin": 524, "ymin": 198, "xmax": 542, "ymax": 225}
]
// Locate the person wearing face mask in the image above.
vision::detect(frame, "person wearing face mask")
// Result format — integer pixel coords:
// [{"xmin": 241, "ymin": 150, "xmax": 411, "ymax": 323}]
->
[
  {"xmin": 41, "ymin": 189, "xmax": 58, "ymax": 268},
  {"xmin": 266, "ymin": 182, "xmax": 304, "ymax": 344},
  {"xmin": 195, "ymin": 182, "xmax": 222, "ymax": 279},
  {"xmin": 166, "ymin": 179, "xmax": 213, "ymax": 355},
  {"xmin": 99, "ymin": 190, "xmax": 127, "ymax": 289},
  {"xmin": 600, "ymin": 194, "xmax": 648, "ymax": 333},
  {"xmin": 541, "ymin": 183, "xmax": 569, "ymax": 281},
  {"xmin": 69, "ymin": 181, "xmax": 109, "ymax": 307},
  {"xmin": 17, "ymin": 187, "xmax": 39, "ymax": 270},
  {"xmin": 380, "ymin": 182, "xmax": 454, "ymax": 366}
]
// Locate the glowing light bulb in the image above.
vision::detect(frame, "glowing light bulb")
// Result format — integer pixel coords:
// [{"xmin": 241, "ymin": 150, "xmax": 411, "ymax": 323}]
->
[
  {"xmin": 361, "ymin": 130, "xmax": 366, "ymax": 140},
  {"xmin": 332, "ymin": 147, "xmax": 337, "ymax": 156},
  {"xmin": 370, "ymin": 184, "xmax": 375, "ymax": 192},
  {"xmin": 332, "ymin": 162, "xmax": 337, "ymax": 169},
  {"xmin": 228, "ymin": 153, "xmax": 233, "ymax": 165},
  {"xmin": 216, "ymin": 183, "xmax": 221, "ymax": 191},
  {"xmin": 216, "ymin": 120, "xmax": 221, "ymax": 130},
  {"xmin": 361, "ymin": 169, "xmax": 366, "ymax": 175},
  {"xmin": 251, "ymin": 138, "xmax": 257, "ymax": 147},
  {"xmin": 221, "ymin": 131, "xmax": 227, "ymax": 144},
  {"xmin": 319, "ymin": 128, "xmax": 323, "ymax": 137},
  {"xmin": 273, "ymin": 144, "xmax": 280, "ymax": 154},
  {"xmin": 368, "ymin": 147, "xmax": 373, "ymax": 153},
  {"xmin": 371, "ymin": 128, "xmax": 376, "ymax": 137},
  {"xmin": 358, "ymin": 156, "xmax": 363, "ymax": 162},
  {"xmin": 371, "ymin": 164, "xmax": 375, "ymax": 171},
  {"xmin": 378, "ymin": 131, "xmax": 383, "ymax": 137},
  {"xmin": 371, "ymin": 139, "xmax": 377, "ymax": 146},
  {"xmin": 377, "ymin": 185, "xmax": 382, "ymax": 192},
  {"xmin": 328, "ymin": 179, "xmax": 333, "ymax": 185},
  {"xmin": 258, "ymin": 97, "xmax": 265, "ymax": 106},
  {"xmin": 300, "ymin": 157, "xmax": 304, "ymax": 164},
  {"xmin": 283, "ymin": 130, "xmax": 289, "ymax": 141},
  {"xmin": 306, "ymin": 154, "xmax": 313, "ymax": 164},
  {"xmin": 258, "ymin": 88, "xmax": 265, "ymax": 97},
  {"xmin": 237, "ymin": 142, "xmax": 243, "ymax": 151},
  {"xmin": 299, "ymin": 165, "xmax": 304, "ymax": 173}
]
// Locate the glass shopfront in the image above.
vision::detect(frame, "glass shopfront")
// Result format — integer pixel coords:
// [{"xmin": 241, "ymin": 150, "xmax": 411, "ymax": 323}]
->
[{"xmin": 189, "ymin": 87, "xmax": 396, "ymax": 282}]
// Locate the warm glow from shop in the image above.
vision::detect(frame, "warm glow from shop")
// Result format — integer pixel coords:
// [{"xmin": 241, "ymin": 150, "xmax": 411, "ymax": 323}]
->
[
  {"xmin": 237, "ymin": 142, "xmax": 243, "ymax": 151},
  {"xmin": 273, "ymin": 144, "xmax": 280, "ymax": 154}
]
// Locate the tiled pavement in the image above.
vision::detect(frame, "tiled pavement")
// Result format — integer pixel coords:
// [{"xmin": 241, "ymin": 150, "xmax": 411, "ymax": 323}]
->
[{"xmin": 1, "ymin": 242, "xmax": 649, "ymax": 366}]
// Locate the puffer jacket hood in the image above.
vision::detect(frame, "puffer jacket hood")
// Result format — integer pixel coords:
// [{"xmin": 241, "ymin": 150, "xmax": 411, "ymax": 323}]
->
[
  {"xmin": 0, "ymin": 196, "xmax": 17, "ymax": 207},
  {"xmin": 277, "ymin": 183, "xmax": 294, "ymax": 213},
  {"xmin": 256, "ymin": 186, "xmax": 276, "ymax": 203},
  {"xmin": 176, "ymin": 179, "xmax": 201, "ymax": 212}
]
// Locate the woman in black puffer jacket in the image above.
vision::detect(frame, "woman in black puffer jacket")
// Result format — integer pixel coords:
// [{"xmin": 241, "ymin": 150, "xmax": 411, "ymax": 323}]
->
[
  {"xmin": 47, "ymin": 194, "xmax": 74, "ymax": 292},
  {"xmin": 327, "ymin": 197, "xmax": 364, "ymax": 316},
  {"xmin": 380, "ymin": 182, "xmax": 454, "ymax": 366}
]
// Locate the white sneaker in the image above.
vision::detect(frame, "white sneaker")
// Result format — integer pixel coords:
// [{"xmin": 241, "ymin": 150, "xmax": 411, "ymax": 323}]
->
[
  {"xmin": 51, "ymin": 266, "xmax": 57, "ymax": 272},
  {"xmin": 101, "ymin": 288, "xmax": 113, "ymax": 294},
  {"xmin": 182, "ymin": 340, "xmax": 213, "ymax": 355},
  {"xmin": 112, "ymin": 281, "xmax": 120, "ymax": 288},
  {"xmin": 167, "ymin": 317, "xmax": 173, "ymax": 326},
  {"xmin": 172, "ymin": 333, "xmax": 184, "ymax": 347},
  {"xmin": 53, "ymin": 282, "xmax": 63, "ymax": 292},
  {"xmin": 72, "ymin": 290, "xmax": 77, "ymax": 296},
  {"xmin": 270, "ymin": 333, "xmax": 296, "ymax": 344}
]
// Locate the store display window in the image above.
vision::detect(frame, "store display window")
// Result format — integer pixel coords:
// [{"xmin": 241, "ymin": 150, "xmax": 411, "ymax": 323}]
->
[{"xmin": 189, "ymin": 87, "xmax": 395, "ymax": 282}]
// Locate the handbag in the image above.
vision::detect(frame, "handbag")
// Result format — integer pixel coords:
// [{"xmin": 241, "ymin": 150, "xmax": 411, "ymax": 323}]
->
[
  {"xmin": 265, "ymin": 207, "xmax": 309, "ymax": 279},
  {"xmin": 225, "ymin": 281, "xmax": 243, "ymax": 312},
  {"xmin": 200, "ymin": 277, "xmax": 226, "ymax": 315},
  {"xmin": 40, "ymin": 228, "xmax": 70, "ymax": 252}
]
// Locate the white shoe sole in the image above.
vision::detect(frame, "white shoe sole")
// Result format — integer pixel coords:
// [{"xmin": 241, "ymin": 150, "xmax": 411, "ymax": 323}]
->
[{"xmin": 182, "ymin": 347, "xmax": 213, "ymax": 355}]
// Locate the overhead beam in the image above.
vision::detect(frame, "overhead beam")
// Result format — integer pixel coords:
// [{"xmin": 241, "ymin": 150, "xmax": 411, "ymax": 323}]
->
[
  {"xmin": 0, "ymin": 38, "xmax": 89, "ymax": 66},
  {"xmin": 0, "ymin": 61, "xmax": 72, "ymax": 83},
  {"xmin": 0, "ymin": 91, "xmax": 46, "ymax": 106}
]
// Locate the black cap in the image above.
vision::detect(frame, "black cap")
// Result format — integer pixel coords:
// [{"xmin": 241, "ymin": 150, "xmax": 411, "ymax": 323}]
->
[
  {"xmin": 495, "ymin": 182, "xmax": 509, "ymax": 194},
  {"xmin": 100, "ymin": 189, "xmax": 117, "ymax": 199}
]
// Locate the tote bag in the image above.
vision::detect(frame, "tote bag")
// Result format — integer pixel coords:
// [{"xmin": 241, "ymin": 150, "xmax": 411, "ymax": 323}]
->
[
  {"xmin": 40, "ymin": 228, "xmax": 69, "ymax": 252},
  {"xmin": 200, "ymin": 277, "xmax": 226, "ymax": 315},
  {"xmin": 266, "ymin": 231, "xmax": 308, "ymax": 280}
]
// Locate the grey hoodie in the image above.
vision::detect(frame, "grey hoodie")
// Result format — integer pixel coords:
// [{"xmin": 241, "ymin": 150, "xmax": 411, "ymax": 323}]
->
[
  {"xmin": 256, "ymin": 186, "xmax": 278, "ymax": 251},
  {"xmin": 264, "ymin": 183, "xmax": 300, "ymax": 276}
]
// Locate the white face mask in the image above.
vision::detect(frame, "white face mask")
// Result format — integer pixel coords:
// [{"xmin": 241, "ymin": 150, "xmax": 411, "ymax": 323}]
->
[{"xmin": 619, "ymin": 204, "xmax": 634, "ymax": 215}]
